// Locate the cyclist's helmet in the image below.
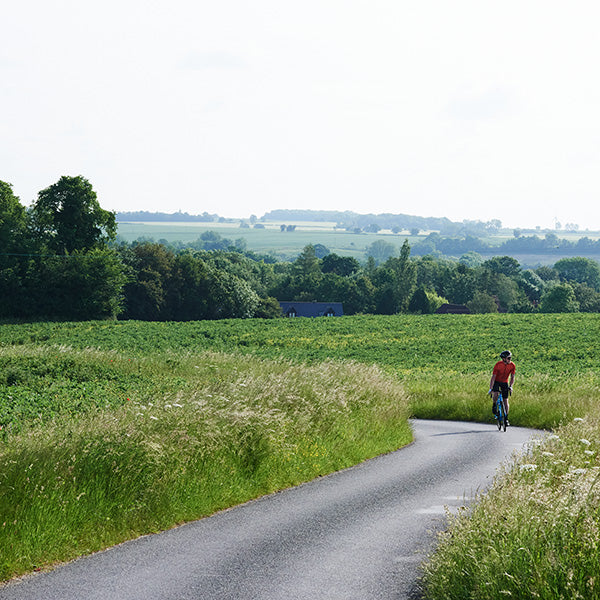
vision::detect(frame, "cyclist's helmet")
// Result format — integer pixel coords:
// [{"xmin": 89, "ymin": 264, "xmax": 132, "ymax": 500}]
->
[{"xmin": 500, "ymin": 350, "xmax": 512, "ymax": 359}]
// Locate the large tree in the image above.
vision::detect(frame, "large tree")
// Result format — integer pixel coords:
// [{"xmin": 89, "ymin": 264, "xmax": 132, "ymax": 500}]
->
[
  {"xmin": 0, "ymin": 182, "xmax": 30, "ymax": 317},
  {"xmin": 0, "ymin": 181, "xmax": 27, "ymax": 256},
  {"xmin": 30, "ymin": 175, "xmax": 116, "ymax": 254},
  {"xmin": 554, "ymin": 257, "xmax": 600, "ymax": 291},
  {"xmin": 540, "ymin": 283, "xmax": 580, "ymax": 313}
]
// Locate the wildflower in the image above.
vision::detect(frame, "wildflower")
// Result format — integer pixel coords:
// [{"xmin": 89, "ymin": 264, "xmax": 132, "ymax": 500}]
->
[
  {"xmin": 150, "ymin": 416, "xmax": 158, "ymax": 421},
  {"xmin": 580, "ymin": 439, "xmax": 592, "ymax": 446},
  {"xmin": 547, "ymin": 434, "xmax": 560, "ymax": 441},
  {"xmin": 173, "ymin": 403, "xmax": 183, "ymax": 408},
  {"xmin": 584, "ymin": 450, "xmax": 595, "ymax": 456},
  {"xmin": 574, "ymin": 417, "xmax": 584, "ymax": 422},
  {"xmin": 520, "ymin": 464, "xmax": 537, "ymax": 472},
  {"xmin": 573, "ymin": 468, "xmax": 587, "ymax": 475},
  {"xmin": 542, "ymin": 452, "xmax": 554, "ymax": 457}
]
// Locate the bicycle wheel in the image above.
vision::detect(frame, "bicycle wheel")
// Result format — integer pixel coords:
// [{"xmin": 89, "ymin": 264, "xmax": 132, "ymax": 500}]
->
[
  {"xmin": 496, "ymin": 400, "xmax": 503, "ymax": 431},
  {"xmin": 502, "ymin": 413, "xmax": 507, "ymax": 432}
]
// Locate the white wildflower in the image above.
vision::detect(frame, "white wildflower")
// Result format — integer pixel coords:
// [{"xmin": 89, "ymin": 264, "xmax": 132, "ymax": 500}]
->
[
  {"xmin": 520, "ymin": 464, "xmax": 537, "ymax": 472},
  {"xmin": 580, "ymin": 439, "xmax": 592, "ymax": 446},
  {"xmin": 547, "ymin": 434, "xmax": 560, "ymax": 441},
  {"xmin": 573, "ymin": 468, "xmax": 587, "ymax": 474},
  {"xmin": 574, "ymin": 417, "xmax": 584, "ymax": 422},
  {"xmin": 542, "ymin": 452, "xmax": 555, "ymax": 457},
  {"xmin": 173, "ymin": 403, "xmax": 183, "ymax": 408},
  {"xmin": 584, "ymin": 450, "xmax": 595, "ymax": 456},
  {"xmin": 164, "ymin": 404, "xmax": 172, "ymax": 409},
  {"xmin": 150, "ymin": 415, "xmax": 158, "ymax": 421}
]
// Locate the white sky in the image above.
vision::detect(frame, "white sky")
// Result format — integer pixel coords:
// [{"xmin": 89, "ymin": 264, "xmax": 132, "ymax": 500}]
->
[{"xmin": 2, "ymin": 1, "xmax": 599, "ymax": 229}]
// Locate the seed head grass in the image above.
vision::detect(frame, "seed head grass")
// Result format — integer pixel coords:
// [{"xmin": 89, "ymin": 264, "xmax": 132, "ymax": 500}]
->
[
  {"xmin": 0, "ymin": 350, "xmax": 411, "ymax": 580},
  {"xmin": 421, "ymin": 416, "xmax": 600, "ymax": 599}
]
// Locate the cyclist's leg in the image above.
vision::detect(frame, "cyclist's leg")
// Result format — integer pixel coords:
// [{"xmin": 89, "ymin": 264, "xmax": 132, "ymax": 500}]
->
[
  {"xmin": 491, "ymin": 382, "xmax": 500, "ymax": 415},
  {"xmin": 499, "ymin": 382, "xmax": 509, "ymax": 422},
  {"xmin": 491, "ymin": 390, "xmax": 499, "ymax": 414}
]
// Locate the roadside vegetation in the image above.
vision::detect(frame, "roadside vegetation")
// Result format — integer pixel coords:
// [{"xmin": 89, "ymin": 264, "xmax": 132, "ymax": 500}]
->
[
  {"xmin": 0, "ymin": 348, "xmax": 410, "ymax": 580},
  {"xmin": 422, "ymin": 416, "xmax": 600, "ymax": 599},
  {"xmin": 1, "ymin": 314, "xmax": 599, "ymax": 595}
]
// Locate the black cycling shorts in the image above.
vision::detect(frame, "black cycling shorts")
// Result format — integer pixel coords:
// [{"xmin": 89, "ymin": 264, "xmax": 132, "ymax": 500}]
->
[{"xmin": 493, "ymin": 381, "xmax": 510, "ymax": 396}]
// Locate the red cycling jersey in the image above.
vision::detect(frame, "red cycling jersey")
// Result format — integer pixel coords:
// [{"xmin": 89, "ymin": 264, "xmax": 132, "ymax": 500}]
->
[{"xmin": 492, "ymin": 361, "xmax": 515, "ymax": 383}]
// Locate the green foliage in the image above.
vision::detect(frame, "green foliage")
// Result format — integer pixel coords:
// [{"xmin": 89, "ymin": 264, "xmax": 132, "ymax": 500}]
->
[
  {"xmin": 0, "ymin": 351, "xmax": 410, "ymax": 579},
  {"xmin": 422, "ymin": 417, "xmax": 600, "ymax": 599},
  {"xmin": 30, "ymin": 175, "xmax": 116, "ymax": 254},
  {"xmin": 321, "ymin": 253, "xmax": 360, "ymax": 276},
  {"xmin": 483, "ymin": 255, "xmax": 521, "ymax": 277},
  {"xmin": 467, "ymin": 290, "xmax": 498, "ymax": 313},
  {"xmin": 0, "ymin": 181, "xmax": 27, "ymax": 257},
  {"xmin": 5, "ymin": 185, "xmax": 600, "ymax": 322},
  {"xmin": 365, "ymin": 239, "xmax": 397, "ymax": 264},
  {"xmin": 540, "ymin": 283, "xmax": 580, "ymax": 313},
  {"xmin": 32, "ymin": 250, "xmax": 125, "ymax": 319},
  {"xmin": 554, "ymin": 256, "xmax": 600, "ymax": 290},
  {"xmin": 408, "ymin": 286, "xmax": 447, "ymax": 314}
]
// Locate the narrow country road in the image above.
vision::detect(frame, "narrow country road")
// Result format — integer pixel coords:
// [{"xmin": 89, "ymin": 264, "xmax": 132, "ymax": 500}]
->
[{"xmin": 0, "ymin": 420, "xmax": 541, "ymax": 600}]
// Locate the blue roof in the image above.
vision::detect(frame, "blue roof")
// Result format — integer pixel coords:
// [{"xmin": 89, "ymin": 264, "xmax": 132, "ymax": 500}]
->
[{"xmin": 279, "ymin": 301, "xmax": 344, "ymax": 318}]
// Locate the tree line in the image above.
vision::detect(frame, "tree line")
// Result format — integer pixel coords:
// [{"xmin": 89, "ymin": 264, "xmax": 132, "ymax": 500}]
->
[
  {"xmin": 2, "ymin": 177, "xmax": 600, "ymax": 322},
  {"xmin": 412, "ymin": 231, "xmax": 600, "ymax": 257}
]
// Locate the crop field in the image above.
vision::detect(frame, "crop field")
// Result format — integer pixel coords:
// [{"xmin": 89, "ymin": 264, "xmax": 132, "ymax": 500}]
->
[
  {"xmin": 1, "ymin": 313, "xmax": 600, "ymax": 594},
  {"xmin": 115, "ymin": 220, "xmax": 419, "ymax": 259},
  {"xmin": 2, "ymin": 313, "xmax": 599, "ymax": 431},
  {"xmin": 2, "ymin": 312, "xmax": 598, "ymax": 372}
]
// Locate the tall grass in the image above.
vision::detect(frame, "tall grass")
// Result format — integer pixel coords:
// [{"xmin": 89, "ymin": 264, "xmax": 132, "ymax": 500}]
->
[
  {"xmin": 0, "ymin": 351, "xmax": 411, "ymax": 580},
  {"xmin": 407, "ymin": 372, "xmax": 600, "ymax": 430},
  {"xmin": 421, "ymin": 416, "xmax": 600, "ymax": 599}
]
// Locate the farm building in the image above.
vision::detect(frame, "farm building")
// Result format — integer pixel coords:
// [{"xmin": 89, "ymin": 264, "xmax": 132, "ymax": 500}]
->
[{"xmin": 279, "ymin": 301, "xmax": 344, "ymax": 318}]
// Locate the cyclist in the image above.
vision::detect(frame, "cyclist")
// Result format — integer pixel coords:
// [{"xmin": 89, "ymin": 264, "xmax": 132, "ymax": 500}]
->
[{"xmin": 489, "ymin": 350, "xmax": 515, "ymax": 422}]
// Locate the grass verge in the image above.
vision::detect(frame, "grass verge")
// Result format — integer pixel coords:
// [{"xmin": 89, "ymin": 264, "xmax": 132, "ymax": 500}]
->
[
  {"xmin": 421, "ymin": 416, "xmax": 600, "ymax": 599},
  {"xmin": 0, "ymin": 351, "xmax": 411, "ymax": 580}
]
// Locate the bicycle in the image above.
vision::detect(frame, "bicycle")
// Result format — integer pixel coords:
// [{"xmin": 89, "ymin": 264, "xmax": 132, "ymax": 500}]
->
[{"xmin": 491, "ymin": 390, "xmax": 509, "ymax": 432}]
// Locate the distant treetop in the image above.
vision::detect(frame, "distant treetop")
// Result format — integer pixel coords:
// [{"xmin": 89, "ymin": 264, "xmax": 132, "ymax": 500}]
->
[{"xmin": 117, "ymin": 210, "xmax": 220, "ymax": 222}]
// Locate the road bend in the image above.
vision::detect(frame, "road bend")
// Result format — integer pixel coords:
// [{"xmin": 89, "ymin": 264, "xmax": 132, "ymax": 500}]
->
[{"xmin": 0, "ymin": 420, "xmax": 541, "ymax": 600}]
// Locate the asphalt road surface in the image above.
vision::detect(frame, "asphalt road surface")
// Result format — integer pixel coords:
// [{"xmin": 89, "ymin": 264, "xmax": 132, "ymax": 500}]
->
[{"xmin": 0, "ymin": 419, "xmax": 542, "ymax": 600}]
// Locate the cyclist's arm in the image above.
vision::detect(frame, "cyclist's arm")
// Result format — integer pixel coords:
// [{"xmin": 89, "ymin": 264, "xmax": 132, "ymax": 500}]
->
[{"xmin": 489, "ymin": 373, "xmax": 496, "ymax": 391}]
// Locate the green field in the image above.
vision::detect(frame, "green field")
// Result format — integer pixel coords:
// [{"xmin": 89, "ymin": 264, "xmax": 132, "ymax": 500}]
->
[
  {"xmin": 2, "ymin": 313, "xmax": 599, "ymax": 432},
  {"xmin": 1, "ymin": 314, "xmax": 600, "ymax": 595},
  {"xmin": 115, "ymin": 220, "xmax": 420, "ymax": 260},
  {"xmin": 116, "ymin": 220, "xmax": 600, "ymax": 265}
]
